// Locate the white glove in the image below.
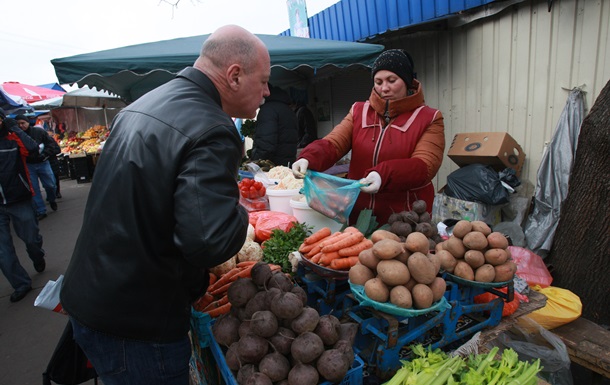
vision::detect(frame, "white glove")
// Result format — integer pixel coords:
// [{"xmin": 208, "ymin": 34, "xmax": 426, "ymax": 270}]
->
[
  {"xmin": 292, "ymin": 158, "xmax": 309, "ymax": 178},
  {"xmin": 360, "ymin": 171, "xmax": 382, "ymax": 194}
]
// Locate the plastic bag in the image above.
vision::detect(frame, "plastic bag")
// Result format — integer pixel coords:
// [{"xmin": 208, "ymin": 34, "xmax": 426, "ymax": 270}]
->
[
  {"xmin": 495, "ymin": 317, "xmax": 573, "ymax": 385},
  {"xmin": 444, "ymin": 163, "xmax": 510, "ymax": 205},
  {"xmin": 525, "ymin": 285, "xmax": 582, "ymax": 330},
  {"xmin": 239, "ymin": 195, "xmax": 270, "ymax": 212},
  {"xmin": 249, "ymin": 210, "xmax": 297, "ymax": 242},
  {"xmin": 302, "ymin": 170, "xmax": 363, "ymax": 223},
  {"xmin": 34, "ymin": 275, "xmax": 64, "ymax": 313},
  {"xmin": 508, "ymin": 246, "xmax": 553, "ymax": 287}
]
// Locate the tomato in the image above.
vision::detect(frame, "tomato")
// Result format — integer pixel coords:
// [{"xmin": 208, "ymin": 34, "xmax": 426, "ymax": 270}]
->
[
  {"xmin": 253, "ymin": 181, "xmax": 263, "ymax": 190},
  {"xmin": 259, "ymin": 185, "xmax": 266, "ymax": 196},
  {"xmin": 240, "ymin": 178, "xmax": 253, "ymax": 188}
]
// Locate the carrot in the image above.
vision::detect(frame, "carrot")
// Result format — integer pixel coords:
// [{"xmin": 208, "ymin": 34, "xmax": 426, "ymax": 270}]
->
[
  {"xmin": 193, "ymin": 293, "xmax": 214, "ymax": 312},
  {"xmin": 342, "ymin": 226, "xmax": 361, "ymax": 234},
  {"xmin": 303, "ymin": 227, "xmax": 332, "ymax": 245},
  {"xmin": 236, "ymin": 261, "xmax": 257, "ymax": 268},
  {"xmin": 209, "ymin": 281, "xmax": 232, "ymax": 296},
  {"xmin": 209, "ymin": 273, "xmax": 218, "ymax": 286},
  {"xmin": 269, "ymin": 264, "xmax": 282, "ymax": 272},
  {"xmin": 310, "ymin": 252, "xmax": 323, "ymax": 264},
  {"xmin": 299, "ymin": 236, "xmax": 328, "ymax": 254},
  {"xmin": 205, "ymin": 302, "xmax": 232, "ymax": 317},
  {"xmin": 234, "ymin": 264, "xmax": 255, "ymax": 279},
  {"xmin": 202, "ymin": 295, "xmax": 229, "ymax": 312},
  {"xmin": 318, "ymin": 251, "xmax": 342, "ymax": 266},
  {"xmin": 207, "ymin": 267, "xmax": 242, "ymax": 292},
  {"xmin": 305, "ymin": 232, "xmax": 342, "ymax": 258},
  {"xmin": 330, "ymin": 256, "xmax": 360, "ymax": 270},
  {"xmin": 321, "ymin": 231, "xmax": 365, "ymax": 253},
  {"xmin": 338, "ymin": 238, "xmax": 374, "ymax": 257}
]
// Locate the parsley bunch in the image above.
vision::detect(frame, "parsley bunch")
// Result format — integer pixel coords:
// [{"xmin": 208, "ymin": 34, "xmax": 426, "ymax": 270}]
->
[{"xmin": 262, "ymin": 222, "xmax": 311, "ymax": 273}]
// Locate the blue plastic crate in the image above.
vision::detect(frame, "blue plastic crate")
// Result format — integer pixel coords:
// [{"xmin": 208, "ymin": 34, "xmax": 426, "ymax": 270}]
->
[{"xmin": 206, "ymin": 321, "xmax": 364, "ymax": 385}]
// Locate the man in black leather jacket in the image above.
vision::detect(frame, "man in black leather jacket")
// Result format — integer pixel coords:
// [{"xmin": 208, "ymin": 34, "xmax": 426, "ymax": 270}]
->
[{"xmin": 60, "ymin": 25, "xmax": 271, "ymax": 385}]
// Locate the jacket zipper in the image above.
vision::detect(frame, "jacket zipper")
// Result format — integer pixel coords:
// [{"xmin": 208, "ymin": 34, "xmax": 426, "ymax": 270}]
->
[{"xmin": 368, "ymin": 100, "xmax": 392, "ymax": 214}]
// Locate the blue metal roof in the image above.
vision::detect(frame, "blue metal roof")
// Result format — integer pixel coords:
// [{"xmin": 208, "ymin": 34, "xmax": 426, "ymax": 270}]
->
[{"xmin": 280, "ymin": 0, "xmax": 500, "ymax": 41}]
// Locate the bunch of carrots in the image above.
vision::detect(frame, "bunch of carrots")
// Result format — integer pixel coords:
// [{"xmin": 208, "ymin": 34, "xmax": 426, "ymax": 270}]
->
[
  {"xmin": 193, "ymin": 260, "xmax": 281, "ymax": 317},
  {"xmin": 298, "ymin": 226, "xmax": 373, "ymax": 271}
]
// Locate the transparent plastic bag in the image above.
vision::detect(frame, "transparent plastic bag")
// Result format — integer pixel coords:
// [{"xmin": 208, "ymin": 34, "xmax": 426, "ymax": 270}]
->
[
  {"xmin": 495, "ymin": 317, "xmax": 573, "ymax": 385},
  {"xmin": 302, "ymin": 170, "xmax": 363, "ymax": 224}
]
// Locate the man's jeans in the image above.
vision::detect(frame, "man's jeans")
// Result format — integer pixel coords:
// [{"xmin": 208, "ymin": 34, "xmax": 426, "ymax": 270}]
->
[
  {"xmin": 70, "ymin": 318, "xmax": 191, "ymax": 385},
  {"xmin": 26, "ymin": 161, "xmax": 56, "ymax": 215},
  {"xmin": 0, "ymin": 199, "xmax": 45, "ymax": 291}
]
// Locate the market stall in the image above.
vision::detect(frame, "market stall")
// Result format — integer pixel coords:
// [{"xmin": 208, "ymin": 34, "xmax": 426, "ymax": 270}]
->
[{"xmin": 188, "ymin": 165, "xmax": 559, "ymax": 385}]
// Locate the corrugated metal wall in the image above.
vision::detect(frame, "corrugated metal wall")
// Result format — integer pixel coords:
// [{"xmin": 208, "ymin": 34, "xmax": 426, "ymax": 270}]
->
[{"xmin": 378, "ymin": 0, "xmax": 610, "ymax": 191}]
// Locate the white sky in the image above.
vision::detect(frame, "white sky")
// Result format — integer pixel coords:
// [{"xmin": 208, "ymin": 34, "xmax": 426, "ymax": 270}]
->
[{"xmin": 0, "ymin": 0, "xmax": 340, "ymax": 87}]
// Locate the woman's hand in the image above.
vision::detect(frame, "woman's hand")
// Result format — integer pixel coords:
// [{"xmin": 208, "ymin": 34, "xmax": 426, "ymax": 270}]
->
[
  {"xmin": 360, "ymin": 171, "xmax": 382, "ymax": 194},
  {"xmin": 292, "ymin": 158, "xmax": 309, "ymax": 178}
]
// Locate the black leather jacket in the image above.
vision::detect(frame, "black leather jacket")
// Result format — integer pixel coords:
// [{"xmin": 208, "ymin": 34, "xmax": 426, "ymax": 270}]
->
[{"xmin": 61, "ymin": 68, "xmax": 248, "ymax": 342}]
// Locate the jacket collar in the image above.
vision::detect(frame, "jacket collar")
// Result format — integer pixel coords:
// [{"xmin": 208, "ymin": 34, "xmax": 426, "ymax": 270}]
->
[
  {"xmin": 176, "ymin": 67, "xmax": 222, "ymax": 107},
  {"xmin": 368, "ymin": 79, "xmax": 425, "ymax": 119}
]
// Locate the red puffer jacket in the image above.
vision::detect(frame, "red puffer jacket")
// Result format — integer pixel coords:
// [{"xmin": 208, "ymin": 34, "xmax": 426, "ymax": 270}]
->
[{"xmin": 298, "ymin": 80, "xmax": 445, "ymax": 225}]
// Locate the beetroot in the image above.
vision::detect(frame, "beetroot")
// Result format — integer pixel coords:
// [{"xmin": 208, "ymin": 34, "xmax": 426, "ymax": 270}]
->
[
  {"xmin": 238, "ymin": 334, "xmax": 269, "ymax": 364},
  {"xmin": 290, "ymin": 332, "xmax": 324, "ymax": 364},
  {"xmin": 212, "ymin": 313, "xmax": 241, "ymax": 347},
  {"xmin": 270, "ymin": 291, "xmax": 303, "ymax": 320},
  {"xmin": 258, "ymin": 352, "xmax": 290, "ymax": 382},
  {"xmin": 250, "ymin": 310, "xmax": 278, "ymax": 338},
  {"xmin": 228, "ymin": 277, "xmax": 259, "ymax": 307}
]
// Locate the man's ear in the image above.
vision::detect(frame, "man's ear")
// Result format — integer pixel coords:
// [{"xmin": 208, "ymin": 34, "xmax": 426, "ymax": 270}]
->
[{"xmin": 227, "ymin": 64, "xmax": 241, "ymax": 90}]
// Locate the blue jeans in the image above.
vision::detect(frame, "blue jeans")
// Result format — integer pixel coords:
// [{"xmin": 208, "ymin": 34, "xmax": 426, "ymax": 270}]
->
[
  {"xmin": 26, "ymin": 161, "xmax": 56, "ymax": 215},
  {"xmin": 0, "ymin": 199, "xmax": 45, "ymax": 291},
  {"xmin": 70, "ymin": 318, "xmax": 191, "ymax": 385}
]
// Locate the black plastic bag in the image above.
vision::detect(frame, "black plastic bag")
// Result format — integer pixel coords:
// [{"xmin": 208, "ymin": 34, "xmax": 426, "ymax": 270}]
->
[
  {"xmin": 43, "ymin": 321, "xmax": 98, "ymax": 385},
  {"xmin": 444, "ymin": 163, "xmax": 509, "ymax": 205}
]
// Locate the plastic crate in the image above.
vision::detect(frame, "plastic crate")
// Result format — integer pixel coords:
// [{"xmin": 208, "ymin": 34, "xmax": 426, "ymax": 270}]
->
[{"xmin": 206, "ymin": 321, "xmax": 364, "ymax": 385}]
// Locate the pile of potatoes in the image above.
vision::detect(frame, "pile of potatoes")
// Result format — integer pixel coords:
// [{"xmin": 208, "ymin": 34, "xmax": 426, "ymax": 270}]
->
[
  {"xmin": 348, "ymin": 229, "xmax": 446, "ymax": 310},
  {"xmin": 211, "ymin": 262, "xmax": 358, "ymax": 385},
  {"xmin": 386, "ymin": 200, "xmax": 444, "ymax": 249},
  {"xmin": 435, "ymin": 220, "xmax": 517, "ymax": 283}
]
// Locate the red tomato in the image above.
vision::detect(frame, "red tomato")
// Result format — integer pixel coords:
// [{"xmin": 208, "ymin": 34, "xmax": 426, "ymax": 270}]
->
[
  {"xmin": 249, "ymin": 186, "xmax": 258, "ymax": 199},
  {"xmin": 260, "ymin": 186, "xmax": 266, "ymax": 196},
  {"xmin": 240, "ymin": 178, "xmax": 253, "ymax": 188},
  {"xmin": 253, "ymin": 181, "xmax": 263, "ymax": 190}
]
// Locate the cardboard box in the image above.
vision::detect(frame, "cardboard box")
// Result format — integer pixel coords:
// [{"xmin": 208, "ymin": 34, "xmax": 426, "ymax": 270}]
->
[
  {"xmin": 432, "ymin": 193, "xmax": 503, "ymax": 225},
  {"xmin": 448, "ymin": 132, "xmax": 525, "ymax": 176}
]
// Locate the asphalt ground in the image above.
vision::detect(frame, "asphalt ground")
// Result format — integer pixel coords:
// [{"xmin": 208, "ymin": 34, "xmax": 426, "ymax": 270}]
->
[{"xmin": 0, "ymin": 178, "xmax": 98, "ymax": 385}]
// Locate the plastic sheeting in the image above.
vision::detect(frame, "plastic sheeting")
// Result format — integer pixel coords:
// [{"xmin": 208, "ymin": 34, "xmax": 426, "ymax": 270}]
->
[{"xmin": 524, "ymin": 88, "xmax": 585, "ymax": 257}]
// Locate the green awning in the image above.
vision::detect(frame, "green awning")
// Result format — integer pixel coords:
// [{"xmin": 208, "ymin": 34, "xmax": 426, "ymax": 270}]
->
[{"xmin": 52, "ymin": 34, "xmax": 384, "ymax": 103}]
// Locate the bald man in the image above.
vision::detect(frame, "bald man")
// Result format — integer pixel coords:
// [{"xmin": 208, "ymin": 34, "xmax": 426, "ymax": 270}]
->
[{"xmin": 61, "ymin": 25, "xmax": 270, "ymax": 385}]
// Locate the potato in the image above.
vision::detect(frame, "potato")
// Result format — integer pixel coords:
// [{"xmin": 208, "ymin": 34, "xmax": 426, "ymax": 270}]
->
[
  {"xmin": 364, "ymin": 278, "xmax": 390, "ymax": 302},
  {"xmin": 464, "ymin": 250, "xmax": 485, "ymax": 269},
  {"xmin": 471, "ymin": 221, "xmax": 492, "ymax": 236},
  {"xmin": 494, "ymin": 261, "xmax": 517, "ymax": 282},
  {"xmin": 484, "ymin": 248, "xmax": 509, "ymax": 266},
  {"xmin": 411, "ymin": 284, "xmax": 434, "ymax": 309},
  {"xmin": 358, "ymin": 248, "xmax": 380, "ymax": 270},
  {"xmin": 434, "ymin": 241, "xmax": 446, "ymax": 253},
  {"xmin": 377, "ymin": 259, "xmax": 411, "ymax": 286},
  {"xmin": 404, "ymin": 277, "xmax": 417, "ymax": 291},
  {"xmin": 445, "ymin": 236, "xmax": 466, "ymax": 259},
  {"xmin": 390, "ymin": 285, "xmax": 413, "ymax": 308},
  {"xmin": 487, "ymin": 232, "xmax": 509, "ymax": 249},
  {"xmin": 474, "ymin": 264, "xmax": 496, "ymax": 282},
  {"xmin": 437, "ymin": 249, "xmax": 457, "ymax": 273},
  {"xmin": 452, "ymin": 220, "xmax": 472, "ymax": 239},
  {"xmin": 405, "ymin": 232, "xmax": 430, "ymax": 253},
  {"xmin": 427, "ymin": 252, "xmax": 441, "ymax": 273},
  {"xmin": 453, "ymin": 261, "xmax": 475, "ymax": 281},
  {"xmin": 407, "ymin": 252, "xmax": 437, "ymax": 284},
  {"xmin": 372, "ymin": 239, "xmax": 405, "ymax": 260},
  {"xmin": 371, "ymin": 229, "xmax": 401, "ymax": 243},
  {"xmin": 395, "ymin": 248, "xmax": 411, "ymax": 264},
  {"xmin": 348, "ymin": 263, "xmax": 375, "ymax": 285},
  {"xmin": 428, "ymin": 277, "xmax": 446, "ymax": 302},
  {"xmin": 462, "ymin": 231, "xmax": 488, "ymax": 250}
]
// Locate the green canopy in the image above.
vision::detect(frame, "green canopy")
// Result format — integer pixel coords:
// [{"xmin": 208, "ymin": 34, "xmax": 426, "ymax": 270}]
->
[{"xmin": 52, "ymin": 34, "xmax": 384, "ymax": 103}]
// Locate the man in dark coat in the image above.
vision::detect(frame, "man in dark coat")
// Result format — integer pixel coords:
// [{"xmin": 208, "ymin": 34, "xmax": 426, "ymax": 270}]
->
[
  {"xmin": 0, "ymin": 108, "xmax": 46, "ymax": 303},
  {"xmin": 251, "ymin": 85, "xmax": 299, "ymax": 167}
]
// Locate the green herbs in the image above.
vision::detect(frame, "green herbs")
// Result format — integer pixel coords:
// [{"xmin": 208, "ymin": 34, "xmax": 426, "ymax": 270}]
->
[
  {"xmin": 262, "ymin": 222, "xmax": 311, "ymax": 273},
  {"xmin": 383, "ymin": 344, "xmax": 542, "ymax": 385}
]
